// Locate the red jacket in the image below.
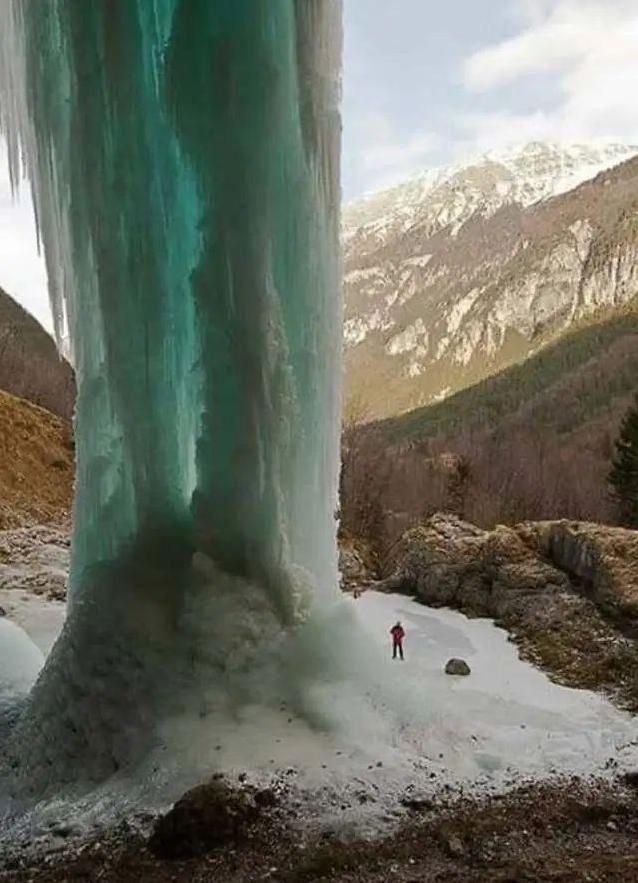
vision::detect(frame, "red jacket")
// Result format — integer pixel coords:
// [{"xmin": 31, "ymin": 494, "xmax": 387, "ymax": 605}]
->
[{"xmin": 390, "ymin": 624, "xmax": 405, "ymax": 643}]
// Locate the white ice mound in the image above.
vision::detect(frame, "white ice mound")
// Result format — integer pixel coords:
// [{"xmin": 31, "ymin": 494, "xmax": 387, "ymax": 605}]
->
[{"xmin": 0, "ymin": 618, "xmax": 44, "ymax": 729}]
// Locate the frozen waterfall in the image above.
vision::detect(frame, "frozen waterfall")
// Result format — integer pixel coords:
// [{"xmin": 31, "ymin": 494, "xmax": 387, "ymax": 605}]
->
[{"xmin": 0, "ymin": 0, "xmax": 344, "ymax": 794}]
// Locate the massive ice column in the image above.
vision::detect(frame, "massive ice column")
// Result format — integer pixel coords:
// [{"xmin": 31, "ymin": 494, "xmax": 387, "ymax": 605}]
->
[{"xmin": 0, "ymin": 0, "xmax": 342, "ymax": 793}]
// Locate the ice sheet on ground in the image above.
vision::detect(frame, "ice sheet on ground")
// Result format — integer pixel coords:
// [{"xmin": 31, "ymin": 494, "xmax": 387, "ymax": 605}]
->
[
  {"xmin": 351, "ymin": 591, "xmax": 638, "ymax": 781},
  {"xmin": 2, "ymin": 588, "xmax": 638, "ymax": 834},
  {"xmin": 125, "ymin": 589, "xmax": 638, "ymax": 813}
]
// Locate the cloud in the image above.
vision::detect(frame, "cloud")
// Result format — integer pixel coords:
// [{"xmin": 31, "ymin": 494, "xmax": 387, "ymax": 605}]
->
[
  {"xmin": 460, "ymin": 1, "xmax": 638, "ymax": 148},
  {"xmin": 345, "ymin": 112, "xmax": 438, "ymax": 194}
]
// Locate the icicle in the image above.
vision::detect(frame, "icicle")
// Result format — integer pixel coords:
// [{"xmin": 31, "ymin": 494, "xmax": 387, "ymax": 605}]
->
[{"xmin": 0, "ymin": 0, "xmax": 343, "ymax": 793}]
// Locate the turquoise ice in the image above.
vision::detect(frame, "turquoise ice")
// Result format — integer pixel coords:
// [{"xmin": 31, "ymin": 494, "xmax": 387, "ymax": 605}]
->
[{"xmin": 0, "ymin": 1, "xmax": 343, "ymax": 793}]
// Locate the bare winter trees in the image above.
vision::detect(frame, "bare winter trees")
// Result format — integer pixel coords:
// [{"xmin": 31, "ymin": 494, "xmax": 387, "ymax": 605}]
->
[{"xmin": 340, "ymin": 418, "xmax": 620, "ymax": 554}]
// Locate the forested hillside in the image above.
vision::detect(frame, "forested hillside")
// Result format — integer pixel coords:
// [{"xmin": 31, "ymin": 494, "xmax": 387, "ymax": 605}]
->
[{"xmin": 342, "ymin": 306, "xmax": 638, "ymax": 548}]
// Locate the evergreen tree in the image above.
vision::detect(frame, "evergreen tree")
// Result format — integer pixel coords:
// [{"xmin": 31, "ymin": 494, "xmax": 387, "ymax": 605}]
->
[{"xmin": 609, "ymin": 395, "xmax": 638, "ymax": 527}]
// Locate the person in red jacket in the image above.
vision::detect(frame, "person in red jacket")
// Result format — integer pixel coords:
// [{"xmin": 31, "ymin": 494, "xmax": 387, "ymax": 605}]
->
[{"xmin": 390, "ymin": 621, "xmax": 405, "ymax": 660}]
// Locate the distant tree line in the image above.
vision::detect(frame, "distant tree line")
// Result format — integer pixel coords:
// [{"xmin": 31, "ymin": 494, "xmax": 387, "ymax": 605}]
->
[{"xmin": 340, "ymin": 394, "xmax": 638, "ymax": 553}]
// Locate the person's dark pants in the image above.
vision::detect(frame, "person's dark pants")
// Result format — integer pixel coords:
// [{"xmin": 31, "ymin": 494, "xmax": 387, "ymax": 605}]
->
[{"xmin": 393, "ymin": 640, "xmax": 404, "ymax": 660}]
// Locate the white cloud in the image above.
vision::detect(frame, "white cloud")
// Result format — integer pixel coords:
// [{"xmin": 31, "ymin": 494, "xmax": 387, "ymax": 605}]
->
[
  {"xmin": 346, "ymin": 111, "xmax": 438, "ymax": 193},
  {"xmin": 461, "ymin": 0, "xmax": 638, "ymax": 149}
]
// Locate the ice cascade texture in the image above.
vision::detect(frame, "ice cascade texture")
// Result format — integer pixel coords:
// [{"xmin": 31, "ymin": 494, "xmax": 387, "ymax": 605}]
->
[{"xmin": 0, "ymin": 0, "xmax": 343, "ymax": 793}]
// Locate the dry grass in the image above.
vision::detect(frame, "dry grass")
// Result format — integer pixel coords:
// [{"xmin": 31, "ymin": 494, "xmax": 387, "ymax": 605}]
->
[{"xmin": 0, "ymin": 388, "xmax": 73, "ymax": 528}]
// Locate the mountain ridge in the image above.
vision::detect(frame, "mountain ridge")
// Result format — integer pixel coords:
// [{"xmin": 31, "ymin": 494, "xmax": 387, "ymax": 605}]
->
[
  {"xmin": 344, "ymin": 141, "xmax": 638, "ymax": 243},
  {"xmin": 343, "ymin": 141, "xmax": 638, "ymax": 420}
]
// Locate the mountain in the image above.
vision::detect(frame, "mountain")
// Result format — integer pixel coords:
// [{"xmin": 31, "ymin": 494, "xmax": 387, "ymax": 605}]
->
[
  {"xmin": 377, "ymin": 306, "xmax": 638, "ymax": 449},
  {"xmin": 0, "ymin": 286, "xmax": 74, "ymax": 419},
  {"xmin": 343, "ymin": 141, "xmax": 638, "ymax": 420}
]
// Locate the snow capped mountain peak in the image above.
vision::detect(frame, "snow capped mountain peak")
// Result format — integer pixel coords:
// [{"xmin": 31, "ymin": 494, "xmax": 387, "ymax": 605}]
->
[{"xmin": 343, "ymin": 141, "xmax": 638, "ymax": 248}]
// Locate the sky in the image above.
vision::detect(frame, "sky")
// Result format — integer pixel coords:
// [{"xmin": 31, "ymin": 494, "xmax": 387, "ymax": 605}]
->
[
  {"xmin": 343, "ymin": 0, "xmax": 638, "ymax": 197},
  {"xmin": 2, "ymin": 0, "xmax": 638, "ymax": 332}
]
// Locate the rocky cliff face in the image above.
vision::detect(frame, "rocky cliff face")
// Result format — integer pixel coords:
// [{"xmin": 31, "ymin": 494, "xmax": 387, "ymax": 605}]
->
[{"xmin": 343, "ymin": 142, "xmax": 638, "ymax": 419}]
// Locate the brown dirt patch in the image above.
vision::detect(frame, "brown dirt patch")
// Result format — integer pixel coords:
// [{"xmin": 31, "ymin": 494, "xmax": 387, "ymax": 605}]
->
[
  {"xmin": 0, "ymin": 388, "xmax": 73, "ymax": 529},
  {"xmin": 4, "ymin": 778, "xmax": 638, "ymax": 883}
]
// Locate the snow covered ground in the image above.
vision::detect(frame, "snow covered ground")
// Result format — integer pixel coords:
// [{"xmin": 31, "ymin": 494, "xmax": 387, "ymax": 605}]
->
[{"xmin": 2, "ymin": 587, "xmax": 636, "ymax": 797}]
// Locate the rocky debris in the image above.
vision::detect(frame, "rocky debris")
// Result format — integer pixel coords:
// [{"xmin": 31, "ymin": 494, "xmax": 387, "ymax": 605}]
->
[
  {"xmin": 148, "ymin": 779, "xmax": 267, "ymax": 860},
  {"xmin": 339, "ymin": 534, "xmax": 378, "ymax": 590},
  {"xmin": 400, "ymin": 795, "xmax": 434, "ymax": 813},
  {"xmin": 380, "ymin": 513, "xmax": 638, "ymax": 708},
  {"xmin": 442, "ymin": 832, "xmax": 466, "ymax": 858},
  {"xmin": 6, "ymin": 777, "xmax": 638, "ymax": 882},
  {"xmin": 445, "ymin": 658, "xmax": 471, "ymax": 677},
  {"xmin": 0, "ymin": 525, "xmax": 70, "ymax": 601},
  {"xmin": 254, "ymin": 787, "xmax": 278, "ymax": 809}
]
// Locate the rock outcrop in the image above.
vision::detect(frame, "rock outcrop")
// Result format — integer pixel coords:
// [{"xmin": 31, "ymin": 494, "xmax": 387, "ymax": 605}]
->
[
  {"xmin": 520, "ymin": 520, "xmax": 638, "ymax": 622},
  {"xmin": 0, "ymin": 525, "xmax": 70, "ymax": 601},
  {"xmin": 338, "ymin": 534, "xmax": 378, "ymax": 590},
  {"xmin": 380, "ymin": 513, "xmax": 638, "ymax": 708},
  {"xmin": 382, "ymin": 514, "xmax": 570, "ymax": 616}
]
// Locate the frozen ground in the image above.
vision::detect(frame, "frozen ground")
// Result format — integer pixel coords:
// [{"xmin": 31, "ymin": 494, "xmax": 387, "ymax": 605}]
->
[
  {"xmin": 1, "ymin": 587, "xmax": 638, "ymax": 839},
  {"xmin": 0, "ymin": 592, "xmax": 638, "ymax": 787},
  {"xmin": 353, "ymin": 591, "xmax": 638, "ymax": 780}
]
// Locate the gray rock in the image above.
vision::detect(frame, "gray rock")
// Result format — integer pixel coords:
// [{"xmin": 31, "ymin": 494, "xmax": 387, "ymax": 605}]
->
[
  {"xmin": 445, "ymin": 834, "xmax": 466, "ymax": 858},
  {"xmin": 445, "ymin": 658, "xmax": 471, "ymax": 676}
]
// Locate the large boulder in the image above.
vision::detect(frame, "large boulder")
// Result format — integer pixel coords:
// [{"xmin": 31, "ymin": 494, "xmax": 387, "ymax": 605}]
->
[
  {"xmin": 381, "ymin": 513, "xmax": 568, "ymax": 619},
  {"xmin": 445, "ymin": 658, "xmax": 471, "ymax": 676},
  {"xmin": 148, "ymin": 779, "xmax": 261, "ymax": 860}
]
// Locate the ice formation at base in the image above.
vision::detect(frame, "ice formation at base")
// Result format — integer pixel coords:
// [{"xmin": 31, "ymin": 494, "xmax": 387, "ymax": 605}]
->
[{"xmin": 0, "ymin": 0, "xmax": 345, "ymax": 795}]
